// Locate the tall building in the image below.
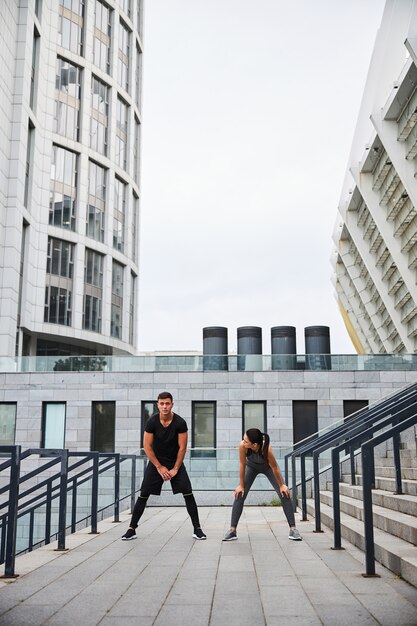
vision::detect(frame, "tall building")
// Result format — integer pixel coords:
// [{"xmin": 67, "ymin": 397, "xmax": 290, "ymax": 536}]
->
[
  {"xmin": 332, "ymin": 0, "xmax": 417, "ymax": 354},
  {"xmin": 0, "ymin": 0, "xmax": 143, "ymax": 357}
]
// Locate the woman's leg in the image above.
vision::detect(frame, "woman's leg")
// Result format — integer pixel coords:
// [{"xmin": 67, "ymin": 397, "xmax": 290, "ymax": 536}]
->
[
  {"xmin": 264, "ymin": 467, "xmax": 296, "ymax": 527},
  {"xmin": 230, "ymin": 466, "xmax": 259, "ymax": 529}
]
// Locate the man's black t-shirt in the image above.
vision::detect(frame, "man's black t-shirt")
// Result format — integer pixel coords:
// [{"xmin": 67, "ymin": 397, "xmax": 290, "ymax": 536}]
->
[{"xmin": 145, "ymin": 413, "xmax": 188, "ymax": 465}]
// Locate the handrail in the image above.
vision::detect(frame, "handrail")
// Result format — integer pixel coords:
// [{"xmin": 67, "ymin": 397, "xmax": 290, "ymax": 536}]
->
[
  {"xmin": 361, "ymin": 413, "xmax": 417, "ymax": 576},
  {"xmin": 0, "ymin": 448, "xmax": 138, "ymax": 577},
  {"xmin": 285, "ymin": 380, "xmax": 417, "ymax": 577}
]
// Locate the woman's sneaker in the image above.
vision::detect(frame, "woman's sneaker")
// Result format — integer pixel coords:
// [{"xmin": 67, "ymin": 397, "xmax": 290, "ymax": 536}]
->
[
  {"xmin": 121, "ymin": 528, "xmax": 137, "ymax": 541},
  {"xmin": 222, "ymin": 529, "xmax": 237, "ymax": 541},
  {"xmin": 193, "ymin": 527, "xmax": 207, "ymax": 540},
  {"xmin": 288, "ymin": 528, "xmax": 302, "ymax": 541}
]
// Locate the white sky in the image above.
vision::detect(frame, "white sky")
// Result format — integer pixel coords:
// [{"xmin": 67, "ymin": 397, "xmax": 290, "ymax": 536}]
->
[{"xmin": 137, "ymin": 0, "xmax": 386, "ymax": 355}]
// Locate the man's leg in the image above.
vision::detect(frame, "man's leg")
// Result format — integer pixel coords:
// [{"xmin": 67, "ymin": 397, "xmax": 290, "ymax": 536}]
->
[
  {"xmin": 172, "ymin": 465, "xmax": 207, "ymax": 539},
  {"xmin": 122, "ymin": 463, "xmax": 162, "ymax": 540},
  {"xmin": 129, "ymin": 493, "xmax": 149, "ymax": 529}
]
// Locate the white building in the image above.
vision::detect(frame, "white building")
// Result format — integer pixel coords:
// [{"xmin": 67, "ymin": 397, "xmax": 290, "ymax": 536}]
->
[
  {"xmin": 332, "ymin": 0, "xmax": 417, "ymax": 354},
  {"xmin": 0, "ymin": 0, "xmax": 143, "ymax": 358}
]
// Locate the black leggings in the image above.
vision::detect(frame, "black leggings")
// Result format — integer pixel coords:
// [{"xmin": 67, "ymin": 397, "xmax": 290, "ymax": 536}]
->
[
  {"xmin": 231, "ymin": 465, "xmax": 296, "ymax": 528},
  {"xmin": 129, "ymin": 491, "xmax": 201, "ymax": 530}
]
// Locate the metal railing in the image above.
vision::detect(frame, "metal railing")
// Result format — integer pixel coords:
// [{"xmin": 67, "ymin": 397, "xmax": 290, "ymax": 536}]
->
[
  {"xmin": 0, "ymin": 447, "xmax": 138, "ymax": 577},
  {"xmin": 285, "ymin": 381, "xmax": 417, "ymax": 577}
]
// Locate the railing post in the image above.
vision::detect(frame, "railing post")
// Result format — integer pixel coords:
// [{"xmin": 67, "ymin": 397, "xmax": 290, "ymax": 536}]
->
[
  {"xmin": 300, "ymin": 454, "xmax": 307, "ymax": 521},
  {"xmin": 3, "ymin": 445, "xmax": 21, "ymax": 577},
  {"xmin": 130, "ymin": 456, "xmax": 136, "ymax": 513},
  {"xmin": 362, "ymin": 444, "xmax": 380, "ymax": 577},
  {"xmin": 284, "ymin": 454, "xmax": 289, "ymax": 486},
  {"xmin": 291, "ymin": 455, "xmax": 297, "ymax": 511},
  {"xmin": 392, "ymin": 432, "xmax": 402, "ymax": 495},
  {"xmin": 350, "ymin": 446, "xmax": 356, "ymax": 485},
  {"xmin": 90, "ymin": 453, "xmax": 99, "ymax": 534},
  {"xmin": 331, "ymin": 448, "xmax": 344, "ymax": 550},
  {"xmin": 56, "ymin": 450, "xmax": 68, "ymax": 552},
  {"xmin": 114, "ymin": 454, "xmax": 120, "ymax": 523},
  {"xmin": 71, "ymin": 480, "xmax": 77, "ymax": 534},
  {"xmin": 45, "ymin": 481, "xmax": 52, "ymax": 545},
  {"xmin": 313, "ymin": 451, "xmax": 323, "ymax": 532}
]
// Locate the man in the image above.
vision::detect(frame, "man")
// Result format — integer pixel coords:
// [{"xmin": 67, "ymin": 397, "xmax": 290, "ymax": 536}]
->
[{"xmin": 122, "ymin": 391, "xmax": 207, "ymax": 540}]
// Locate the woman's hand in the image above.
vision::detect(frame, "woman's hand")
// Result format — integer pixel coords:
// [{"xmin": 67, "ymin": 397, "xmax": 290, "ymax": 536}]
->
[
  {"xmin": 280, "ymin": 484, "xmax": 290, "ymax": 499},
  {"xmin": 234, "ymin": 485, "xmax": 244, "ymax": 499}
]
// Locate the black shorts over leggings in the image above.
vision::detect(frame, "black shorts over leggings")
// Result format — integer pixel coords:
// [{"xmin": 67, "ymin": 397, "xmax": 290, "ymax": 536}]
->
[{"xmin": 140, "ymin": 462, "xmax": 192, "ymax": 496}]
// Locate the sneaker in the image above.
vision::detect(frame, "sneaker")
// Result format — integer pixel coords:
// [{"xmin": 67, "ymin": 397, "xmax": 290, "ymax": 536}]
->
[
  {"xmin": 121, "ymin": 528, "xmax": 137, "ymax": 541},
  {"xmin": 288, "ymin": 528, "xmax": 302, "ymax": 541},
  {"xmin": 222, "ymin": 529, "xmax": 237, "ymax": 541},
  {"xmin": 193, "ymin": 527, "xmax": 207, "ymax": 540}
]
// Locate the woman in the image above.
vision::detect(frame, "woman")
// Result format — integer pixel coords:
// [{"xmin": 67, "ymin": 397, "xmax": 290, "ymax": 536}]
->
[{"xmin": 223, "ymin": 428, "xmax": 302, "ymax": 541}]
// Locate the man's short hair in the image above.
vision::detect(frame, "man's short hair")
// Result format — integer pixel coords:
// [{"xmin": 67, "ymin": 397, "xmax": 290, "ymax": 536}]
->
[{"xmin": 157, "ymin": 391, "xmax": 173, "ymax": 402}]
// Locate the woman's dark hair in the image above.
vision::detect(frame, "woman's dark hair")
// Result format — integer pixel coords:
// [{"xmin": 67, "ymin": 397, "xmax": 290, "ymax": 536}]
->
[{"xmin": 245, "ymin": 428, "xmax": 270, "ymax": 467}]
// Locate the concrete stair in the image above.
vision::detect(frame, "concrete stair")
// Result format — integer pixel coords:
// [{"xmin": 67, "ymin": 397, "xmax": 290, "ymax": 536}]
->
[{"xmin": 306, "ymin": 440, "xmax": 417, "ymax": 587}]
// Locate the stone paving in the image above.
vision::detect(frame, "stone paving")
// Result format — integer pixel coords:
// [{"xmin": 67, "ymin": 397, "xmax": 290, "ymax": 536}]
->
[{"xmin": 0, "ymin": 506, "xmax": 416, "ymax": 625}]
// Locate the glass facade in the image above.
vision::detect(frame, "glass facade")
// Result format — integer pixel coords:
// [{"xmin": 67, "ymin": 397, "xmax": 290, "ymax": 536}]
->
[
  {"xmin": 44, "ymin": 237, "xmax": 74, "ymax": 327},
  {"xmin": 91, "ymin": 401, "xmax": 115, "ymax": 452},
  {"xmin": 0, "ymin": 403, "xmax": 16, "ymax": 445},
  {"xmin": 83, "ymin": 249, "xmax": 103, "ymax": 332},
  {"xmin": 55, "ymin": 58, "xmax": 81, "ymax": 141},
  {"xmin": 118, "ymin": 20, "xmax": 130, "ymax": 92},
  {"xmin": 87, "ymin": 160, "xmax": 106, "ymax": 242},
  {"xmin": 58, "ymin": 0, "xmax": 84, "ymax": 56},
  {"xmin": 93, "ymin": 0, "xmax": 111, "ymax": 74},
  {"xmin": 192, "ymin": 402, "xmax": 216, "ymax": 451},
  {"xmin": 242, "ymin": 401, "xmax": 266, "ymax": 434},
  {"xmin": 113, "ymin": 177, "xmax": 125, "ymax": 252},
  {"xmin": 111, "ymin": 261, "xmax": 123, "ymax": 339},
  {"xmin": 49, "ymin": 145, "xmax": 77, "ymax": 231},
  {"xmin": 90, "ymin": 76, "xmax": 109, "ymax": 155},
  {"xmin": 115, "ymin": 97, "xmax": 128, "ymax": 169}
]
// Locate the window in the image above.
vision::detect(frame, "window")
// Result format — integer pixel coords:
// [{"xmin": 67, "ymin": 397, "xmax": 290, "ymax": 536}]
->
[
  {"xmin": 111, "ymin": 261, "xmax": 123, "ymax": 338},
  {"xmin": 91, "ymin": 401, "xmax": 115, "ymax": 452},
  {"xmin": 0, "ymin": 404, "xmax": 16, "ymax": 445},
  {"xmin": 131, "ymin": 191, "xmax": 138, "ymax": 263},
  {"xmin": 113, "ymin": 177, "xmax": 126, "ymax": 251},
  {"xmin": 120, "ymin": 0, "xmax": 131, "ymax": 18},
  {"xmin": 90, "ymin": 76, "xmax": 109, "ymax": 155},
  {"xmin": 115, "ymin": 97, "xmax": 128, "ymax": 169},
  {"xmin": 30, "ymin": 28, "xmax": 40, "ymax": 111},
  {"xmin": 140, "ymin": 401, "xmax": 157, "ymax": 449},
  {"xmin": 83, "ymin": 249, "xmax": 103, "ymax": 332},
  {"xmin": 46, "ymin": 237, "xmax": 74, "ymax": 278},
  {"xmin": 343, "ymin": 400, "xmax": 368, "ymax": 420},
  {"xmin": 129, "ymin": 272, "xmax": 136, "ymax": 345},
  {"xmin": 292, "ymin": 401, "xmax": 318, "ymax": 450},
  {"xmin": 44, "ymin": 237, "xmax": 74, "ymax": 326},
  {"xmin": 55, "ymin": 58, "xmax": 81, "ymax": 141},
  {"xmin": 86, "ymin": 160, "xmax": 106, "ymax": 241},
  {"xmin": 192, "ymin": 402, "xmax": 216, "ymax": 457},
  {"xmin": 242, "ymin": 401, "xmax": 266, "ymax": 435},
  {"xmin": 133, "ymin": 116, "xmax": 140, "ymax": 182},
  {"xmin": 58, "ymin": 0, "xmax": 84, "ymax": 56},
  {"xmin": 24, "ymin": 123, "xmax": 34, "ymax": 208},
  {"xmin": 118, "ymin": 20, "xmax": 130, "ymax": 92},
  {"xmin": 93, "ymin": 0, "xmax": 111, "ymax": 74},
  {"xmin": 50, "ymin": 145, "xmax": 77, "ymax": 230},
  {"xmin": 135, "ymin": 42, "xmax": 142, "ymax": 109},
  {"xmin": 42, "ymin": 402, "xmax": 66, "ymax": 449}
]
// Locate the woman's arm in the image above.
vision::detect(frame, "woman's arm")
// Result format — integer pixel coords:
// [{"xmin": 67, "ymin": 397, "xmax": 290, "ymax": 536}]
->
[
  {"xmin": 234, "ymin": 441, "xmax": 247, "ymax": 498},
  {"xmin": 268, "ymin": 447, "xmax": 290, "ymax": 498}
]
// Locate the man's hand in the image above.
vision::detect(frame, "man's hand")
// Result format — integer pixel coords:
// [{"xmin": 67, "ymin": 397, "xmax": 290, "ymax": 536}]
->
[
  {"xmin": 168, "ymin": 466, "xmax": 179, "ymax": 479},
  {"xmin": 156, "ymin": 465, "xmax": 170, "ymax": 480}
]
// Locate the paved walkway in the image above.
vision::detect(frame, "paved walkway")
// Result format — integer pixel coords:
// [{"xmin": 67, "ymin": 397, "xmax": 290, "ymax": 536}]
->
[{"xmin": 0, "ymin": 506, "xmax": 416, "ymax": 625}]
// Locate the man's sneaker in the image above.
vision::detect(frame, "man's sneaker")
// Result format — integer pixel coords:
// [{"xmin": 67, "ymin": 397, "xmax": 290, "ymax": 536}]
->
[
  {"xmin": 121, "ymin": 528, "xmax": 137, "ymax": 541},
  {"xmin": 288, "ymin": 528, "xmax": 302, "ymax": 541},
  {"xmin": 193, "ymin": 527, "xmax": 207, "ymax": 540},
  {"xmin": 222, "ymin": 529, "xmax": 237, "ymax": 541}
]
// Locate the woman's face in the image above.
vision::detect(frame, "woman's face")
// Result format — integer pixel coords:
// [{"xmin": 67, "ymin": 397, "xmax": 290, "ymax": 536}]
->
[{"xmin": 243, "ymin": 434, "xmax": 259, "ymax": 450}]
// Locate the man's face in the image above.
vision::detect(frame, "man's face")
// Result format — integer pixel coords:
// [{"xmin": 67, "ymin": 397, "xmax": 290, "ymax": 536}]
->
[{"xmin": 157, "ymin": 398, "xmax": 173, "ymax": 418}]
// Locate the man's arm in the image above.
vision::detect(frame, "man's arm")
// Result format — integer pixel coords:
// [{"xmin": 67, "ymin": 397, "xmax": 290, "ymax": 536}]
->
[
  {"xmin": 168, "ymin": 431, "xmax": 188, "ymax": 478},
  {"xmin": 143, "ymin": 431, "xmax": 170, "ymax": 480}
]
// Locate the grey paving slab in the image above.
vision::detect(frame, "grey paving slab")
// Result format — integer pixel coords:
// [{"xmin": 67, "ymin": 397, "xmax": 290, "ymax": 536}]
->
[{"xmin": 0, "ymin": 507, "xmax": 416, "ymax": 626}]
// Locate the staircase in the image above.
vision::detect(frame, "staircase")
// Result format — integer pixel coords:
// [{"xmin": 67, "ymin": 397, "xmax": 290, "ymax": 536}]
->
[{"xmin": 306, "ymin": 437, "xmax": 417, "ymax": 587}]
